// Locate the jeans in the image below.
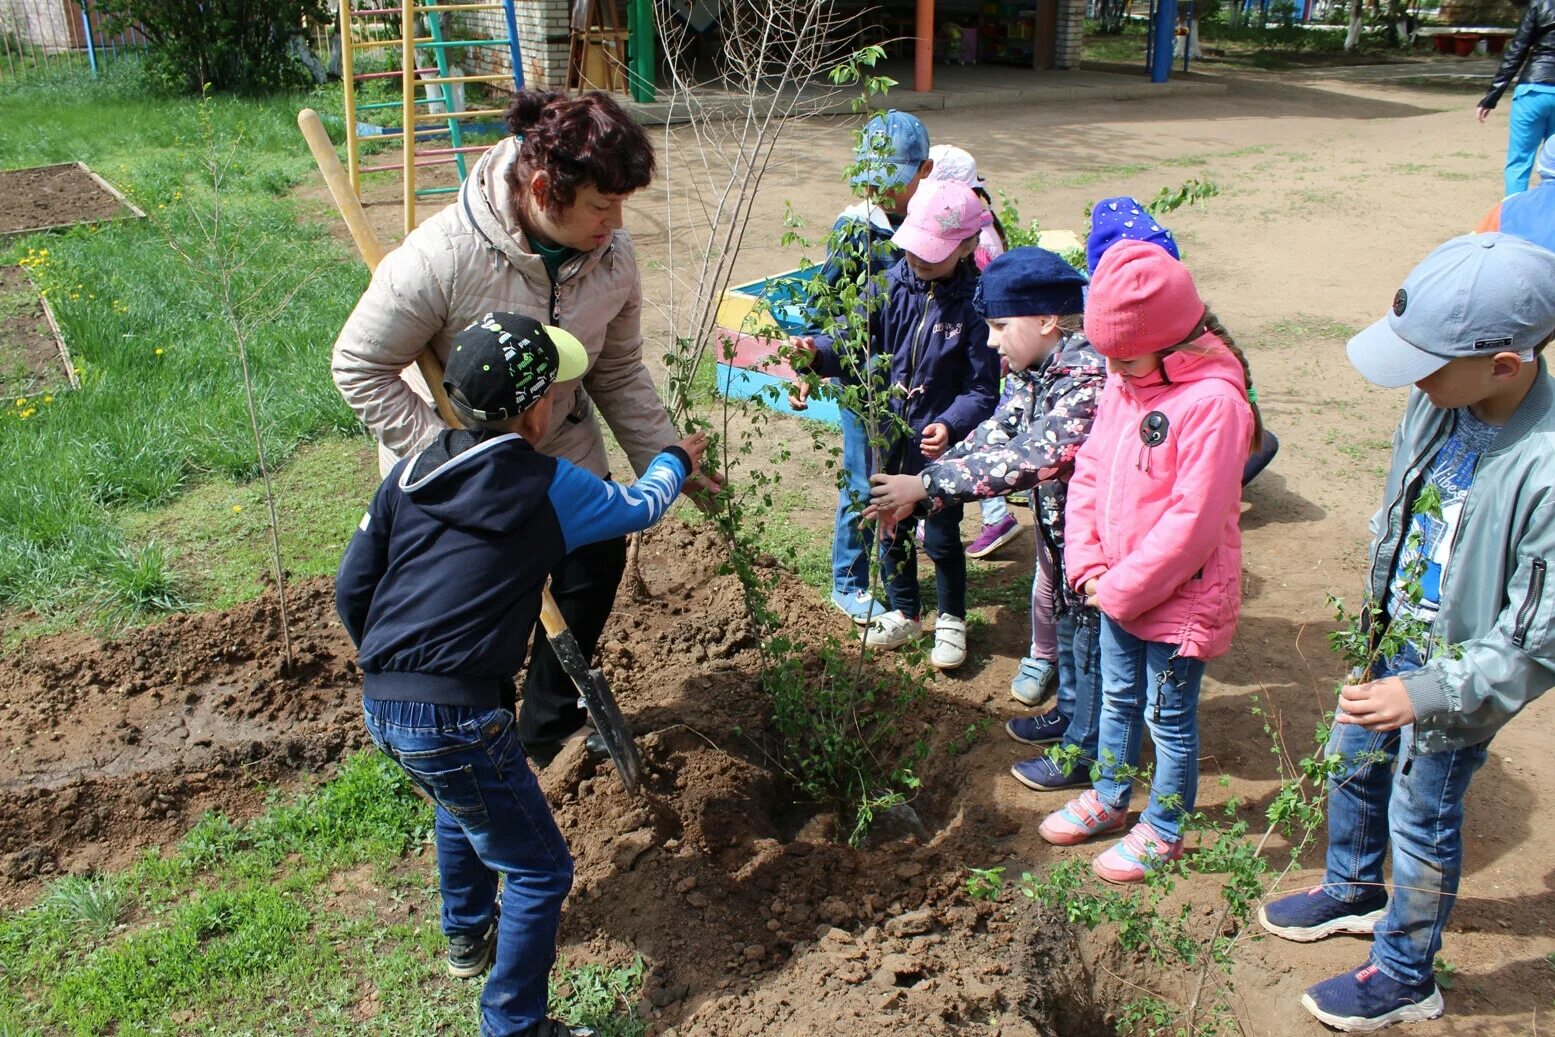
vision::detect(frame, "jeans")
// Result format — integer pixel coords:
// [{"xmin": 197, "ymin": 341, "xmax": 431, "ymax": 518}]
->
[
  {"xmin": 1054, "ymin": 606, "xmax": 1104, "ymax": 764},
  {"xmin": 519, "ymin": 534, "xmax": 626, "ymax": 751},
  {"xmin": 1506, "ymin": 84, "xmax": 1555, "ymax": 196},
  {"xmin": 1322, "ymin": 675, "xmax": 1491, "ymax": 987},
  {"xmin": 832, "ymin": 407, "xmax": 873, "ymax": 599},
  {"xmin": 882, "ymin": 503, "xmax": 966, "ymax": 619},
  {"xmin": 980, "ymin": 495, "xmax": 1009, "ymax": 525},
  {"xmin": 363, "ymin": 699, "xmax": 574, "ymax": 1037},
  {"xmin": 1093, "ymin": 616, "xmax": 1207, "ymax": 843},
  {"xmin": 1242, "ymin": 429, "xmax": 1279, "ymax": 486}
]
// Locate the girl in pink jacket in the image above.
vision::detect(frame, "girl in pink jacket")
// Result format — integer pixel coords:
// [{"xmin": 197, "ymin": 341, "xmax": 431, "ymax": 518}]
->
[{"xmin": 1038, "ymin": 240, "xmax": 1260, "ymax": 883}]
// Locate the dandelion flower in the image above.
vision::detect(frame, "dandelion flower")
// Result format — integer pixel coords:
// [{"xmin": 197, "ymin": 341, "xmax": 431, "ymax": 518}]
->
[
  {"xmin": 232, "ymin": 505, "xmax": 243, "ymax": 514},
  {"xmin": 154, "ymin": 348, "xmax": 164, "ymax": 356}
]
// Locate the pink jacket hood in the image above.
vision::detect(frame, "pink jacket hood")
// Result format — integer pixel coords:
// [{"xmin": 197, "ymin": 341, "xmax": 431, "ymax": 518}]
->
[{"xmin": 1063, "ymin": 333, "xmax": 1253, "ymax": 659}]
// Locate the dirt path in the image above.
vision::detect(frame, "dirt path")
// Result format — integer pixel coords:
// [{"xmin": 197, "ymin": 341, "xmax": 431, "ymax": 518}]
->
[{"xmin": 249, "ymin": 65, "xmax": 1555, "ymax": 1032}]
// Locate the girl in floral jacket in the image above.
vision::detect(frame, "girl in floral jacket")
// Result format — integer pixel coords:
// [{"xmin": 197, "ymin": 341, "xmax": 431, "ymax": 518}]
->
[{"xmin": 866, "ymin": 247, "xmax": 1107, "ymax": 793}]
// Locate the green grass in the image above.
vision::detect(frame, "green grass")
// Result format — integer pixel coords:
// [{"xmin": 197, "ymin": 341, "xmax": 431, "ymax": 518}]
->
[
  {"xmin": 1267, "ymin": 313, "xmax": 1361, "ymax": 341},
  {"xmin": 0, "ymin": 63, "xmax": 368, "ymax": 619},
  {"xmin": 120, "ymin": 436, "xmax": 381, "ymax": 609},
  {"xmin": 0, "ymin": 751, "xmax": 647, "ymax": 1036}
]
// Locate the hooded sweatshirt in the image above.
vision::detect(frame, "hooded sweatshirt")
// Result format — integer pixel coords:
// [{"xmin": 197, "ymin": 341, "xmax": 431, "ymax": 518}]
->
[
  {"xmin": 1064, "ymin": 333, "xmax": 1253, "ymax": 659},
  {"xmin": 335, "ymin": 428, "xmax": 691, "ymax": 707},
  {"xmin": 807, "ymin": 256, "xmax": 999, "ymax": 476}
]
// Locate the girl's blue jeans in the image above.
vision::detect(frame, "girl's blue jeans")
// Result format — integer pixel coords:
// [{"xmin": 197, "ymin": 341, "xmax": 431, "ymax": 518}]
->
[
  {"xmin": 363, "ymin": 699, "xmax": 574, "ymax": 1037},
  {"xmin": 1321, "ymin": 660, "xmax": 1491, "ymax": 988},
  {"xmin": 1054, "ymin": 605, "xmax": 1103, "ymax": 764},
  {"xmin": 1093, "ymin": 616, "xmax": 1207, "ymax": 843}
]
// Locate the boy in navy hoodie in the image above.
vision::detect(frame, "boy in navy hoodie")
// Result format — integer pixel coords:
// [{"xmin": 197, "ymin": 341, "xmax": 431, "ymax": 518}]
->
[
  {"xmin": 336, "ymin": 312, "xmax": 704, "ymax": 1037},
  {"xmin": 793, "ymin": 179, "xmax": 999, "ymax": 670}
]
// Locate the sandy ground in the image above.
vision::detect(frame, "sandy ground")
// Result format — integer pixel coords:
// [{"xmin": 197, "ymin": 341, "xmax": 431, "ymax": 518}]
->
[{"xmin": 312, "ymin": 64, "xmax": 1555, "ymax": 1034}]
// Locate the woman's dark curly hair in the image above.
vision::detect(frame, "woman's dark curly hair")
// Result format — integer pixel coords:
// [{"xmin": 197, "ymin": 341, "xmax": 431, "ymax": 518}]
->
[{"xmin": 504, "ymin": 90, "xmax": 656, "ymax": 216}]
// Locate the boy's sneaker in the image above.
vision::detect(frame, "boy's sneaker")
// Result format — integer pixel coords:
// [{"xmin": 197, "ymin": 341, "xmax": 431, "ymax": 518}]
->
[
  {"xmin": 1038, "ymin": 789, "xmax": 1127, "ymax": 846},
  {"xmin": 966, "ymin": 514, "xmax": 1023, "ymax": 558},
  {"xmin": 1010, "ymin": 656, "xmax": 1057, "ymax": 706},
  {"xmin": 862, "ymin": 609, "xmax": 922, "ymax": 650},
  {"xmin": 525, "ymin": 1021, "xmax": 598, "ymax": 1037},
  {"xmin": 1006, "ymin": 709, "xmax": 1069, "ymax": 746},
  {"xmin": 447, "ymin": 922, "xmax": 496, "ymax": 978},
  {"xmin": 1010, "ymin": 754, "xmax": 1089, "ymax": 792},
  {"xmin": 1301, "ymin": 963, "xmax": 1444, "ymax": 1032},
  {"xmin": 1093, "ymin": 821, "xmax": 1185, "ymax": 884},
  {"xmin": 1258, "ymin": 886, "xmax": 1388, "ymax": 943},
  {"xmin": 830, "ymin": 589, "xmax": 882, "ymax": 626},
  {"xmin": 931, "ymin": 614, "xmax": 967, "ymax": 669}
]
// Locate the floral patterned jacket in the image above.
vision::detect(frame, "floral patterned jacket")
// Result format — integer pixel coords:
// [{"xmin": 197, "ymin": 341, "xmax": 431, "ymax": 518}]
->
[{"xmin": 918, "ymin": 331, "xmax": 1105, "ymax": 607}]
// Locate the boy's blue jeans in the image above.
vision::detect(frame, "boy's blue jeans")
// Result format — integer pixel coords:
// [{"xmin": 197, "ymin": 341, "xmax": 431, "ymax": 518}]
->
[
  {"xmin": 832, "ymin": 407, "xmax": 873, "ymax": 599},
  {"xmin": 363, "ymin": 699, "xmax": 574, "ymax": 1037},
  {"xmin": 1505, "ymin": 84, "xmax": 1555, "ymax": 196},
  {"xmin": 1054, "ymin": 605, "xmax": 1103, "ymax": 765},
  {"xmin": 1093, "ymin": 616, "xmax": 1207, "ymax": 843},
  {"xmin": 1322, "ymin": 665, "xmax": 1491, "ymax": 988}
]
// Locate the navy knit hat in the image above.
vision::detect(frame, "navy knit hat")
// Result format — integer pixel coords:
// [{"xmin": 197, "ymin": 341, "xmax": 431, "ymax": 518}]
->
[
  {"xmin": 974, "ymin": 246, "xmax": 1088, "ymax": 320},
  {"xmin": 1086, "ymin": 196, "xmax": 1180, "ymax": 274}
]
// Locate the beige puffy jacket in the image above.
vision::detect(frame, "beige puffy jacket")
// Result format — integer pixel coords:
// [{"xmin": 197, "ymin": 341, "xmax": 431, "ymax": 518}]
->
[{"xmin": 332, "ymin": 135, "xmax": 677, "ymax": 478}]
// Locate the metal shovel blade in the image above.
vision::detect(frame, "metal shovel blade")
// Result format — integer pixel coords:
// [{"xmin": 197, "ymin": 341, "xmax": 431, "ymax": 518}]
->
[{"xmin": 543, "ymin": 620, "xmax": 642, "ymax": 792}]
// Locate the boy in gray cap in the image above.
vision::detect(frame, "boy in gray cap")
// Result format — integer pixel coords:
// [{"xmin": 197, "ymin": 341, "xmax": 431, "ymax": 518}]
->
[{"xmin": 1258, "ymin": 233, "xmax": 1555, "ymax": 1031}]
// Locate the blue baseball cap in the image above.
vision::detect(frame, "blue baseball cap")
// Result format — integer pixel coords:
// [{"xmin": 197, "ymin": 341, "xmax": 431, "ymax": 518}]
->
[
  {"xmin": 1086, "ymin": 196, "xmax": 1180, "ymax": 274},
  {"xmin": 851, "ymin": 110, "xmax": 930, "ymax": 192},
  {"xmin": 1347, "ymin": 233, "xmax": 1555, "ymax": 388},
  {"xmin": 1538, "ymin": 134, "xmax": 1555, "ymax": 181}
]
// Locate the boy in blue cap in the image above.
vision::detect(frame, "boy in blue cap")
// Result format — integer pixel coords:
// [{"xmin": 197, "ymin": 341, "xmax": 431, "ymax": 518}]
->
[
  {"xmin": 1258, "ymin": 234, "xmax": 1555, "ymax": 1032},
  {"xmin": 336, "ymin": 312, "xmax": 705, "ymax": 1037},
  {"xmin": 795, "ymin": 109, "xmax": 934, "ymax": 628}
]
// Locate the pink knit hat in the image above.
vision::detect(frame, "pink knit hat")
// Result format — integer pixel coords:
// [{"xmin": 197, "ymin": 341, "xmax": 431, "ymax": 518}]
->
[{"xmin": 1083, "ymin": 238, "xmax": 1206, "ymax": 359}]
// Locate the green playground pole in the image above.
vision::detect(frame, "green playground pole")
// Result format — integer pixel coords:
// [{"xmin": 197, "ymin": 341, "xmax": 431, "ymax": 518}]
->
[{"xmin": 628, "ymin": 0, "xmax": 655, "ymax": 103}]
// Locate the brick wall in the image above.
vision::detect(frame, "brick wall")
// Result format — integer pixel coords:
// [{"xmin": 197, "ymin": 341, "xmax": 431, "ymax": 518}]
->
[
  {"xmin": 458, "ymin": 0, "xmax": 570, "ymax": 91},
  {"xmin": 1054, "ymin": 0, "xmax": 1084, "ymax": 69}
]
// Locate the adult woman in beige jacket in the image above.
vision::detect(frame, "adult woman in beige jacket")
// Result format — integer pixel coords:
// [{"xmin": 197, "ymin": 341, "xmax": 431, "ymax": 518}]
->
[{"xmin": 333, "ymin": 90, "xmax": 714, "ymax": 764}]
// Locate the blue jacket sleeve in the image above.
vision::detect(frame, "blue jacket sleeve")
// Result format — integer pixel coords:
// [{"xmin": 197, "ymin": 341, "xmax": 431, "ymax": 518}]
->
[
  {"xmin": 549, "ymin": 447, "xmax": 692, "ymax": 553},
  {"xmin": 335, "ymin": 474, "xmax": 396, "ymax": 648},
  {"xmin": 933, "ymin": 318, "xmax": 999, "ymax": 442}
]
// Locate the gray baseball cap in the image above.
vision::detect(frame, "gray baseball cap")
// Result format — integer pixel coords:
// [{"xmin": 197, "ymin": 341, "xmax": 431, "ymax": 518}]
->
[{"xmin": 1347, "ymin": 233, "xmax": 1555, "ymax": 388}]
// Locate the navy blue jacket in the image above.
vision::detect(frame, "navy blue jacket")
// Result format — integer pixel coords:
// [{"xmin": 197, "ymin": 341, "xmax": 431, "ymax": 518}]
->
[
  {"xmin": 809, "ymin": 256, "xmax": 997, "ymax": 476},
  {"xmin": 335, "ymin": 428, "xmax": 690, "ymax": 707}
]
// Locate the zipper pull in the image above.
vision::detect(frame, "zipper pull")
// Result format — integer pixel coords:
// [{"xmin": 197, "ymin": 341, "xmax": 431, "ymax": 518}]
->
[{"xmin": 551, "ymin": 281, "xmax": 562, "ymax": 324}]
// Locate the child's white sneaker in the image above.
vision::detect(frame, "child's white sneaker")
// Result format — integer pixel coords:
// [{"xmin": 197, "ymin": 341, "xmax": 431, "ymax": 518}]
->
[
  {"xmin": 931, "ymin": 614, "xmax": 967, "ymax": 669},
  {"xmin": 862, "ymin": 609, "xmax": 921, "ymax": 650}
]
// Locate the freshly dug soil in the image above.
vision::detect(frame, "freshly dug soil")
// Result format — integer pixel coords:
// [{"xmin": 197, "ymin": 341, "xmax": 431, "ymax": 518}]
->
[
  {"xmin": 0, "ymin": 164, "xmax": 129, "ymax": 236},
  {"xmin": 0, "ymin": 520, "xmax": 1101, "ymax": 1034},
  {"xmin": 0, "ymin": 265, "xmax": 68, "ymax": 397}
]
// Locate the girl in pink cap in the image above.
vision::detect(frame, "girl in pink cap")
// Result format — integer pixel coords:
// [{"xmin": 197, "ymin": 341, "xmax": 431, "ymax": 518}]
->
[
  {"xmin": 1038, "ymin": 239, "xmax": 1263, "ymax": 883},
  {"xmin": 792, "ymin": 180, "xmax": 1001, "ymax": 669}
]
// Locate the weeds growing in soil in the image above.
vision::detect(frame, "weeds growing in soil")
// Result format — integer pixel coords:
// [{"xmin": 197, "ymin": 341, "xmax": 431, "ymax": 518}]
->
[
  {"xmin": 978, "ymin": 490, "xmax": 1450, "ymax": 1034},
  {"xmin": 0, "ymin": 750, "xmax": 647, "ymax": 1035},
  {"xmin": 0, "ymin": 67, "xmax": 362, "ymax": 621}
]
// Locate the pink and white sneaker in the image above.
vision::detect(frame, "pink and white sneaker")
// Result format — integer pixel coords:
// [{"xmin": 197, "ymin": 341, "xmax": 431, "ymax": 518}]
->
[
  {"xmin": 1038, "ymin": 789, "xmax": 1127, "ymax": 846},
  {"xmin": 1093, "ymin": 821, "xmax": 1184, "ymax": 884}
]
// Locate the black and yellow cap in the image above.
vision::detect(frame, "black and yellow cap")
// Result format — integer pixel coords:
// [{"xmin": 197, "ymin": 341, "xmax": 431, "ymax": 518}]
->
[{"xmin": 444, "ymin": 312, "xmax": 589, "ymax": 422}]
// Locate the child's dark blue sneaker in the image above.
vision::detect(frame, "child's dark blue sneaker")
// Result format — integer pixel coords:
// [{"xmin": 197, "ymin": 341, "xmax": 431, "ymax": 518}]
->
[
  {"xmin": 1301, "ymin": 962, "xmax": 1443, "ymax": 1032},
  {"xmin": 1006, "ymin": 709, "xmax": 1069, "ymax": 745},
  {"xmin": 1009, "ymin": 753, "xmax": 1089, "ymax": 792},
  {"xmin": 1258, "ymin": 885, "xmax": 1388, "ymax": 943}
]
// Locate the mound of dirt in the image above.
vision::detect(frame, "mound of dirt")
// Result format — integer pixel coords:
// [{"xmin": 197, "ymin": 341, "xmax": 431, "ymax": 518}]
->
[{"xmin": 0, "ymin": 520, "xmax": 1109, "ymax": 1034}]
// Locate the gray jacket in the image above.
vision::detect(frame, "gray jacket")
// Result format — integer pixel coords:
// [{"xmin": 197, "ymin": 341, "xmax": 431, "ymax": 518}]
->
[
  {"xmin": 332, "ymin": 136, "xmax": 677, "ymax": 479},
  {"xmin": 1366, "ymin": 365, "xmax": 1555, "ymax": 753}
]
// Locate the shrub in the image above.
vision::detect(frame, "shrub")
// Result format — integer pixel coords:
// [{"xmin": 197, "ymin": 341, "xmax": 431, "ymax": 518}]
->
[{"xmin": 96, "ymin": 0, "xmax": 329, "ymax": 93}]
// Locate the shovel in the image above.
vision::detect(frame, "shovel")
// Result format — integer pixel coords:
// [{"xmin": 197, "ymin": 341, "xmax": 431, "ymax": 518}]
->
[{"xmin": 299, "ymin": 108, "xmax": 644, "ymax": 792}]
